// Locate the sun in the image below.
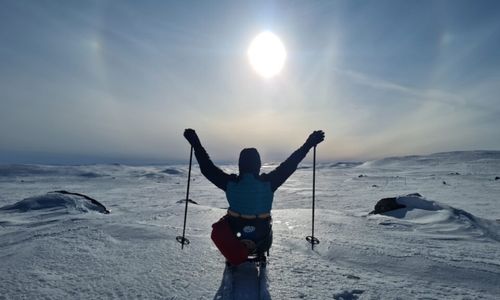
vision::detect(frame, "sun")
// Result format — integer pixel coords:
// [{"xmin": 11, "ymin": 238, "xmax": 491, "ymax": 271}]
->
[{"xmin": 247, "ymin": 31, "xmax": 287, "ymax": 79}]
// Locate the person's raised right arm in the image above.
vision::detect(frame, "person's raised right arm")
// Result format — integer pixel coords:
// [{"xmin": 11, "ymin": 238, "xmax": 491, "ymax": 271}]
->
[{"xmin": 184, "ymin": 129, "xmax": 233, "ymax": 191}]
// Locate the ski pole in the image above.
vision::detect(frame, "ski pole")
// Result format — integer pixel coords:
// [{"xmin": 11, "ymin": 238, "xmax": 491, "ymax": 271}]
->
[
  {"xmin": 176, "ymin": 146, "xmax": 193, "ymax": 249},
  {"xmin": 306, "ymin": 145, "xmax": 320, "ymax": 250}
]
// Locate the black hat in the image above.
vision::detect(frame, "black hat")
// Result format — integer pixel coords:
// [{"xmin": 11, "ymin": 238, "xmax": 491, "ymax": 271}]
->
[{"xmin": 238, "ymin": 148, "xmax": 261, "ymax": 175}]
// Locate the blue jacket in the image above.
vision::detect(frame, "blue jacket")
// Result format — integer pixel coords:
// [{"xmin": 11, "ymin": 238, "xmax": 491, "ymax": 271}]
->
[{"xmin": 192, "ymin": 143, "xmax": 311, "ymax": 215}]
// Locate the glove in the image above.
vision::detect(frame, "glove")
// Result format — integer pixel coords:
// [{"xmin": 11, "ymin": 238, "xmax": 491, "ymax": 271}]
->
[
  {"xmin": 305, "ymin": 130, "xmax": 325, "ymax": 148},
  {"xmin": 184, "ymin": 128, "xmax": 202, "ymax": 148}
]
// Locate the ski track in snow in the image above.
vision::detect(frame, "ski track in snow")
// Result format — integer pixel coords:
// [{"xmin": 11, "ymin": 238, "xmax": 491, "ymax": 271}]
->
[{"xmin": 1, "ymin": 151, "xmax": 500, "ymax": 299}]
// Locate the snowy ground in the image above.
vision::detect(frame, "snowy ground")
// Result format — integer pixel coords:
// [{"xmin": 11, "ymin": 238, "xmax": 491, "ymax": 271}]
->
[{"xmin": 1, "ymin": 151, "xmax": 499, "ymax": 299}]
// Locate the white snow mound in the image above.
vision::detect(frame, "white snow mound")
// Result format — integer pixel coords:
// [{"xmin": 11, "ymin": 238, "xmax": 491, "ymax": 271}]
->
[
  {"xmin": 379, "ymin": 194, "xmax": 500, "ymax": 241},
  {"xmin": 0, "ymin": 191, "xmax": 109, "ymax": 214}
]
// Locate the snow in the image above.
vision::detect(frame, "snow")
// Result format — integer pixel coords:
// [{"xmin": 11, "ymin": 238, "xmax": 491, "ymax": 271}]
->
[
  {"xmin": 0, "ymin": 151, "xmax": 499, "ymax": 299},
  {"xmin": 0, "ymin": 191, "xmax": 109, "ymax": 214}
]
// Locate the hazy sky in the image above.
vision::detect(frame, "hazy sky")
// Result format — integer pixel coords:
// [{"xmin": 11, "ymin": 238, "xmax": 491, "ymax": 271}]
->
[{"xmin": 1, "ymin": 0, "xmax": 500, "ymax": 164}]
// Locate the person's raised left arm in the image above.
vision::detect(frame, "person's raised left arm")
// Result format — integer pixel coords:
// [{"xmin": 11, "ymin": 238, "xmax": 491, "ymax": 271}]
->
[{"xmin": 264, "ymin": 130, "xmax": 325, "ymax": 191}]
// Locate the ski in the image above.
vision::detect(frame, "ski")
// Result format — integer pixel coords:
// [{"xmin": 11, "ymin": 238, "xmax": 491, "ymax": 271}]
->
[{"xmin": 214, "ymin": 256, "xmax": 270, "ymax": 300}]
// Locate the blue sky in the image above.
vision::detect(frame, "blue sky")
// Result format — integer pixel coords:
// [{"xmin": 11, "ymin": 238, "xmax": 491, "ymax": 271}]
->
[{"xmin": 1, "ymin": 0, "xmax": 499, "ymax": 164}]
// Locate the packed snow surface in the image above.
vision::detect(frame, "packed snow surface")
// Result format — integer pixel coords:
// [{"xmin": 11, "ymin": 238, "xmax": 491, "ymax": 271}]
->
[{"xmin": 0, "ymin": 151, "xmax": 499, "ymax": 299}]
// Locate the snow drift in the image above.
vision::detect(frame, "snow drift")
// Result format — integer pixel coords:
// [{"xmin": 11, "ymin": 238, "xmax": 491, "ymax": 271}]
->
[
  {"xmin": 374, "ymin": 193, "xmax": 500, "ymax": 241},
  {"xmin": 0, "ymin": 190, "xmax": 110, "ymax": 214}
]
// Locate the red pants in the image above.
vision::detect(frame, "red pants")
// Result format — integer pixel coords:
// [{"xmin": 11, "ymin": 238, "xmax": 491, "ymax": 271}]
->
[{"xmin": 211, "ymin": 217, "xmax": 249, "ymax": 265}]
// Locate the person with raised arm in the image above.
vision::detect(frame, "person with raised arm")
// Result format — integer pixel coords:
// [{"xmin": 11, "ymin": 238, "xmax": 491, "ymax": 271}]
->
[{"xmin": 183, "ymin": 128, "xmax": 325, "ymax": 265}]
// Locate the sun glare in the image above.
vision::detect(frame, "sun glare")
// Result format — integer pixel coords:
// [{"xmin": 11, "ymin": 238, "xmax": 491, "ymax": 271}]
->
[{"xmin": 247, "ymin": 31, "xmax": 286, "ymax": 79}]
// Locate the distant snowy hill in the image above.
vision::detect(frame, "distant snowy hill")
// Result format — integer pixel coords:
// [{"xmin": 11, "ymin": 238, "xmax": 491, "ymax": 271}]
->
[{"xmin": 361, "ymin": 150, "xmax": 500, "ymax": 170}]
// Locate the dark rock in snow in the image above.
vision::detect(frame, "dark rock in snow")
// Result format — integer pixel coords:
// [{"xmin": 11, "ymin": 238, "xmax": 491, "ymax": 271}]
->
[
  {"xmin": 443, "ymin": 181, "xmax": 447, "ymax": 185},
  {"xmin": 406, "ymin": 192, "xmax": 422, "ymax": 197},
  {"xmin": 495, "ymin": 176, "xmax": 500, "ymax": 181},
  {"xmin": 370, "ymin": 197, "xmax": 406, "ymax": 215},
  {"xmin": 358, "ymin": 174, "xmax": 367, "ymax": 178},
  {"xmin": 161, "ymin": 168, "xmax": 183, "ymax": 175},
  {"xmin": 334, "ymin": 289, "xmax": 364, "ymax": 300},
  {"xmin": 52, "ymin": 190, "xmax": 110, "ymax": 214},
  {"xmin": 372, "ymin": 184, "xmax": 379, "ymax": 188},
  {"xmin": 177, "ymin": 199, "xmax": 198, "ymax": 205},
  {"xmin": 78, "ymin": 172, "xmax": 105, "ymax": 178}
]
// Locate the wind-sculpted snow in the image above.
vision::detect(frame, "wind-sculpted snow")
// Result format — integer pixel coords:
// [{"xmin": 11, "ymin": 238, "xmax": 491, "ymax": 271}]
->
[
  {"xmin": 138, "ymin": 167, "xmax": 186, "ymax": 181},
  {"xmin": 328, "ymin": 162, "xmax": 363, "ymax": 168},
  {"xmin": 376, "ymin": 194, "xmax": 500, "ymax": 242},
  {"xmin": 361, "ymin": 150, "xmax": 500, "ymax": 170},
  {"xmin": 0, "ymin": 164, "xmax": 57, "ymax": 176},
  {"xmin": 0, "ymin": 164, "xmax": 108, "ymax": 178},
  {"xmin": 0, "ymin": 191, "xmax": 110, "ymax": 214},
  {"xmin": 297, "ymin": 162, "xmax": 363, "ymax": 170}
]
